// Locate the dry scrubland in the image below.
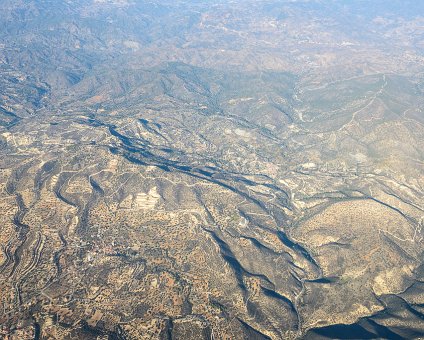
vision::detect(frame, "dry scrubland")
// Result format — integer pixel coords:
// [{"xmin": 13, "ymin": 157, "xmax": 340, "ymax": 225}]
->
[{"xmin": 0, "ymin": 0, "xmax": 423, "ymax": 339}]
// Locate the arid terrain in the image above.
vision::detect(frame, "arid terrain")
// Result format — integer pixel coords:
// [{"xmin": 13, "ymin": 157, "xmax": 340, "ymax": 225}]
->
[{"xmin": 0, "ymin": 1, "xmax": 423, "ymax": 339}]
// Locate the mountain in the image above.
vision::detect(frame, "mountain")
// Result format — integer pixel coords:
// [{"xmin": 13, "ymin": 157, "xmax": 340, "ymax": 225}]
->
[{"xmin": 0, "ymin": 1, "xmax": 423, "ymax": 339}]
